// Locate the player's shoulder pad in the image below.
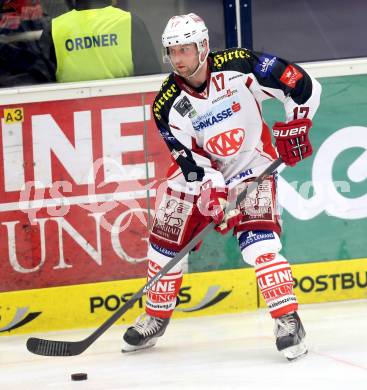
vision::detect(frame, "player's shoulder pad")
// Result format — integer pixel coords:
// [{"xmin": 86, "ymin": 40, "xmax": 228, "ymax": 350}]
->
[
  {"xmin": 153, "ymin": 73, "xmax": 181, "ymax": 121},
  {"xmin": 211, "ymin": 48, "xmax": 254, "ymax": 73}
]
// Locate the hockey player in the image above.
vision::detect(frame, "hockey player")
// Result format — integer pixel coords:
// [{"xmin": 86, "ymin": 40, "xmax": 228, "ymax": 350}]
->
[{"xmin": 122, "ymin": 13, "xmax": 321, "ymax": 360}]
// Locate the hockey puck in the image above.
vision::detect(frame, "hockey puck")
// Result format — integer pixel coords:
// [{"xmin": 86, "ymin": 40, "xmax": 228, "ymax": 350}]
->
[{"xmin": 71, "ymin": 373, "xmax": 88, "ymax": 381}]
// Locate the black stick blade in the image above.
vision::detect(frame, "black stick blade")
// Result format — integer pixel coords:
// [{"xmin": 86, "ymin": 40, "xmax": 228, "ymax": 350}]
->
[{"xmin": 27, "ymin": 337, "xmax": 76, "ymax": 356}]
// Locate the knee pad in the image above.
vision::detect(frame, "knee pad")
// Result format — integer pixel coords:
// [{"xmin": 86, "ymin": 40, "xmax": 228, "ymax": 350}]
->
[{"xmin": 238, "ymin": 230, "xmax": 282, "ymax": 267}]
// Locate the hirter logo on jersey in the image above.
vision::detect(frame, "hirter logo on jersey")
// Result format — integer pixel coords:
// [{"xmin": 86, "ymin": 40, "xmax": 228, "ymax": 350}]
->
[
  {"xmin": 280, "ymin": 65, "xmax": 303, "ymax": 88},
  {"xmin": 206, "ymin": 128, "xmax": 245, "ymax": 157}
]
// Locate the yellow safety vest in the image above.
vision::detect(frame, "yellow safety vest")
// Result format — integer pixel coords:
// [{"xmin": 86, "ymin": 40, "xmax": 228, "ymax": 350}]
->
[{"xmin": 52, "ymin": 6, "xmax": 133, "ymax": 82}]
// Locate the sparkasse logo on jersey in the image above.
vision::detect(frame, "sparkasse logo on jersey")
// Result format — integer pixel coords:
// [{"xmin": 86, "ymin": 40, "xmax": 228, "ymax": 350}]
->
[
  {"xmin": 192, "ymin": 101, "xmax": 241, "ymax": 131},
  {"xmin": 206, "ymin": 128, "xmax": 245, "ymax": 156}
]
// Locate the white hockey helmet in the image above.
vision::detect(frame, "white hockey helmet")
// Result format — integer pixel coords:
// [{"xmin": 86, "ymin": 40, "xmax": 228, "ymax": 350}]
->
[{"xmin": 162, "ymin": 13, "xmax": 209, "ymax": 64}]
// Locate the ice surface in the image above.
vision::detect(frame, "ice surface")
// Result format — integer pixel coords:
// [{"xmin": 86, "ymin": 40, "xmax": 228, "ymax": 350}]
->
[{"xmin": 1, "ymin": 300, "xmax": 366, "ymax": 389}]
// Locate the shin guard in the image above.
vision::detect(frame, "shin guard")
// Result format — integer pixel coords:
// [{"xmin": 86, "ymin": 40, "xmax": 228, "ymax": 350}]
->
[
  {"xmin": 145, "ymin": 258, "xmax": 183, "ymax": 319},
  {"xmin": 255, "ymin": 253, "xmax": 298, "ymax": 318}
]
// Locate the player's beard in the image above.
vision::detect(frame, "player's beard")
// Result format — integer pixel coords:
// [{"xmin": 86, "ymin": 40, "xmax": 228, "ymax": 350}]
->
[{"xmin": 173, "ymin": 59, "xmax": 200, "ymax": 79}]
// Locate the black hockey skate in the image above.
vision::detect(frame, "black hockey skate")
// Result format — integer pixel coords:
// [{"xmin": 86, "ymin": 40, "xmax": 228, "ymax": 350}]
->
[
  {"xmin": 122, "ymin": 313, "xmax": 170, "ymax": 352},
  {"xmin": 274, "ymin": 311, "xmax": 307, "ymax": 361}
]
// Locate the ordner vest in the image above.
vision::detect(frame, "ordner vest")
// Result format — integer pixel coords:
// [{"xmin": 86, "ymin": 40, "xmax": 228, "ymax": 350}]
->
[{"xmin": 52, "ymin": 7, "xmax": 133, "ymax": 82}]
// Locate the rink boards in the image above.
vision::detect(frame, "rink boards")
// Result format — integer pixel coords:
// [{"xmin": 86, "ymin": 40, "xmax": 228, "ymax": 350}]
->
[
  {"xmin": 0, "ymin": 257, "xmax": 366, "ymax": 336},
  {"xmin": 0, "ymin": 59, "xmax": 366, "ymax": 337}
]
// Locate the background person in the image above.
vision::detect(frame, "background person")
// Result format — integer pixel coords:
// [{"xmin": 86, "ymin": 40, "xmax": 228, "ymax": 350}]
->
[{"xmin": 30, "ymin": 0, "xmax": 161, "ymax": 83}]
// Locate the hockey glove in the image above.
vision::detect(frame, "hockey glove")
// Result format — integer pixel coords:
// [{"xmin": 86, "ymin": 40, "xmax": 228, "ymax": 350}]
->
[
  {"xmin": 197, "ymin": 180, "xmax": 242, "ymax": 235},
  {"xmin": 272, "ymin": 118, "xmax": 313, "ymax": 166}
]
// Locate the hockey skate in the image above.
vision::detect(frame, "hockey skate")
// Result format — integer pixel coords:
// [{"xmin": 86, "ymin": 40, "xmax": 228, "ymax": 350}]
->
[
  {"xmin": 122, "ymin": 313, "xmax": 170, "ymax": 352},
  {"xmin": 274, "ymin": 311, "xmax": 307, "ymax": 361}
]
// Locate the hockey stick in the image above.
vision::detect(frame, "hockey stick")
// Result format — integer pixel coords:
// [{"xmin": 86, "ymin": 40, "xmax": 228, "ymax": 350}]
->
[{"xmin": 26, "ymin": 157, "xmax": 283, "ymax": 356}]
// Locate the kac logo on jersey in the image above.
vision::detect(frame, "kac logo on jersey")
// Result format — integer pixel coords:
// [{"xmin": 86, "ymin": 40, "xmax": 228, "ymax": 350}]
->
[
  {"xmin": 255, "ymin": 55, "xmax": 277, "ymax": 78},
  {"xmin": 206, "ymin": 128, "xmax": 245, "ymax": 157}
]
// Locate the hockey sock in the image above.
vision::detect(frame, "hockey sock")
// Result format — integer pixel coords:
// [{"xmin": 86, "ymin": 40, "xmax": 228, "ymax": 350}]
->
[
  {"xmin": 145, "ymin": 260, "xmax": 183, "ymax": 319},
  {"xmin": 254, "ymin": 253, "xmax": 298, "ymax": 318}
]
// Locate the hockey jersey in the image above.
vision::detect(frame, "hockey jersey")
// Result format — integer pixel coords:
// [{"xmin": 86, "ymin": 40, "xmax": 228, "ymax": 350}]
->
[{"xmin": 153, "ymin": 48, "xmax": 321, "ymax": 194}]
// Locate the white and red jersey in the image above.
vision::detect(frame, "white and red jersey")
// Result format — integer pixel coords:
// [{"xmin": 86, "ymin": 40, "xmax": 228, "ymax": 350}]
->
[{"xmin": 153, "ymin": 48, "xmax": 321, "ymax": 193}]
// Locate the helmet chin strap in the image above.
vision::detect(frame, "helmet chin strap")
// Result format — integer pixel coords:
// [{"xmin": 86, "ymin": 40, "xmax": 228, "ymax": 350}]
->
[{"xmin": 186, "ymin": 49, "xmax": 209, "ymax": 79}]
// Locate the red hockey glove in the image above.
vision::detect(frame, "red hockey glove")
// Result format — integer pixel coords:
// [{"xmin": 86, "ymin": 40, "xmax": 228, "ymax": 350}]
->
[
  {"xmin": 197, "ymin": 181, "xmax": 242, "ymax": 235},
  {"xmin": 272, "ymin": 118, "xmax": 313, "ymax": 166}
]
